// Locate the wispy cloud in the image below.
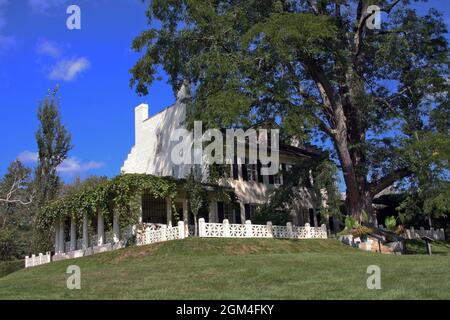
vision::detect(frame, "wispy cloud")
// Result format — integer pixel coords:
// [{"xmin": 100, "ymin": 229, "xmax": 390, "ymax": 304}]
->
[
  {"xmin": 48, "ymin": 57, "xmax": 91, "ymax": 81},
  {"xmin": 18, "ymin": 151, "xmax": 39, "ymax": 163},
  {"xmin": 17, "ymin": 151, "xmax": 105, "ymax": 176},
  {"xmin": 0, "ymin": 0, "xmax": 15, "ymax": 53},
  {"xmin": 29, "ymin": 0, "xmax": 66, "ymax": 14},
  {"xmin": 57, "ymin": 157, "xmax": 105, "ymax": 175},
  {"xmin": 36, "ymin": 39, "xmax": 62, "ymax": 58}
]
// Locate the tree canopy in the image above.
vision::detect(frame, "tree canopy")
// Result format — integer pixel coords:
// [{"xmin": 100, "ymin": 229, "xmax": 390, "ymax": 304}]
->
[{"xmin": 131, "ymin": 0, "xmax": 449, "ymax": 221}]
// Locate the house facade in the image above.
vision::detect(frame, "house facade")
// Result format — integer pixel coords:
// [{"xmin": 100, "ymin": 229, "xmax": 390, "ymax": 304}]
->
[{"xmin": 121, "ymin": 85, "xmax": 330, "ymax": 229}]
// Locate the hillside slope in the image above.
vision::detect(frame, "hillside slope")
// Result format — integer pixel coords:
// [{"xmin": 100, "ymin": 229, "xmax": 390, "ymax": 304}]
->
[{"xmin": 0, "ymin": 238, "xmax": 448, "ymax": 299}]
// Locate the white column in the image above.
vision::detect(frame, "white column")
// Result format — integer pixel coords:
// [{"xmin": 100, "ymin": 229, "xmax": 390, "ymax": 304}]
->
[
  {"xmin": 245, "ymin": 220, "xmax": 253, "ymax": 238},
  {"xmin": 178, "ymin": 221, "xmax": 185, "ymax": 239},
  {"xmin": 70, "ymin": 217, "xmax": 77, "ymax": 252},
  {"xmin": 161, "ymin": 224, "xmax": 167, "ymax": 241},
  {"xmin": 266, "ymin": 221, "xmax": 273, "ymax": 238},
  {"xmin": 97, "ymin": 211, "xmax": 104, "ymax": 246},
  {"xmin": 166, "ymin": 198, "xmax": 172, "ymax": 226},
  {"xmin": 286, "ymin": 222, "xmax": 293, "ymax": 238},
  {"xmin": 54, "ymin": 218, "xmax": 60, "ymax": 253},
  {"xmin": 198, "ymin": 218, "xmax": 206, "ymax": 237},
  {"xmin": 82, "ymin": 212, "xmax": 89, "ymax": 250},
  {"xmin": 183, "ymin": 198, "xmax": 189, "ymax": 237},
  {"xmin": 59, "ymin": 219, "xmax": 65, "ymax": 253},
  {"xmin": 113, "ymin": 212, "xmax": 120, "ymax": 243},
  {"xmin": 139, "ymin": 201, "xmax": 143, "ymax": 224},
  {"xmin": 305, "ymin": 222, "xmax": 311, "ymax": 238},
  {"xmin": 223, "ymin": 219, "xmax": 230, "ymax": 237},
  {"xmin": 239, "ymin": 202, "xmax": 246, "ymax": 224},
  {"xmin": 321, "ymin": 224, "xmax": 328, "ymax": 239}
]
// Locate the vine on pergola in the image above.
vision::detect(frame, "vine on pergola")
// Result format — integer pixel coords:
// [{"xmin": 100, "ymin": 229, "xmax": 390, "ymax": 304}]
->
[{"xmin": 36, "ymin": 174, "xmax": 179, "ymax": 232}]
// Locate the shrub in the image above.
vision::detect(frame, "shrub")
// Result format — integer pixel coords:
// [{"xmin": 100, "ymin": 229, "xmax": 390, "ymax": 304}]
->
[
  {"xmin": 385, "ymin": 216, "xmax": 397, "ymax": 232},
  {"xmin": 0, "ymin": 229, "xmax": 19, "ymax": 261},
  {"xmin": 351, "ymin": 225, "xmax": 374, "ymax": 238}
]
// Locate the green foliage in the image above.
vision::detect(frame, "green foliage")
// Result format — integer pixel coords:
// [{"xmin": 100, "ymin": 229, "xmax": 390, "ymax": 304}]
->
[
  {"xmin": 385, "ymin": 216, "xmax": 398, "ymax": 232},
  {"xmin": 345, "ymin": 215, "xmax": 357, "ymax": 231},
  {"xmin": 258, "ymin": 157, "xmax": 341, "ymax": 223},
  {"xmin": 351, "ymin": 225, "xmax": 374, "ymax": 239},
  {"xmin": 34, "ymin": 85, "xmax": 72, "ymax": 205},
  {"xmin": 37, "ymin": 174, "xmax": 178, "ymax": 233},
  {"xmin": 0, "ymin": 228, "xmax": 19, "ymax": 261},
  {"xmin": 0, "ymin": 260, "xmax": 23, "ymax": 278},
  {"xmin": 130, "ymin": 0, "xmax": 449, "ymax": 220},
  {"xmin": 184, "ymin": 170, "xmax": 208, "ymax": 235}
]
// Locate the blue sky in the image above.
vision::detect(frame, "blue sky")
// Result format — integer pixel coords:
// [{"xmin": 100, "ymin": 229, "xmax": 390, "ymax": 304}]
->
[{"xmin": 0, "ymin": 0, "xmax": 449, "ymax": 185}]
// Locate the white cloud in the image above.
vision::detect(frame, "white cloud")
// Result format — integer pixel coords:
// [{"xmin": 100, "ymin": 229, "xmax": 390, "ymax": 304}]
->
[
  {"xmin": 36, "ymin": 39, "xmax": 61, "ymax": 58},
  {"xmin": 29, "ymin": 0, "xmax": 66, "ymax": 14},
  {"xmin": 17, "ymin": 151, "xmax": 105, "ymax": 176},
  {"xmin": 18, "ymin": 151, "xmax": 39, "ymax": 163},
  {"xmin": 48, "ymin": 57, "xmax": 90, "ymax": 81},
  {"xmin": 57, "ymin": 157, "xmax": 105, "ymax": 175}
]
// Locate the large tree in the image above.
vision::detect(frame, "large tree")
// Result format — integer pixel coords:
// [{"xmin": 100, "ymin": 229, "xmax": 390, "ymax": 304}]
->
[{"xmin": 130, "ymin": 0, "xmax": 449, "ymax": 221}]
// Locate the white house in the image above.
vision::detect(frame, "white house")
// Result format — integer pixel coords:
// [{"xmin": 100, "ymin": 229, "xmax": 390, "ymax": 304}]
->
[{"xmin": 121, "ymin": 84, "xmax": 332, "ymax": 230}]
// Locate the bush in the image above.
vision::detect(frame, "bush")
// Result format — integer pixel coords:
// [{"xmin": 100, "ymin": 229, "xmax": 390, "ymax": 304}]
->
[
  {"xmin": 0, "ymin": 228, "xmax": 19, "ymax": 261},
  {"xmin": 0, "ymin": 260, "xmax": 24, "ymax": 278},
  {"xmin": 351, "ymin": 225, "xmax": 374, "ymax": 238},
  {"xmin": 385, "ymin": 216, "xmax": 397, "ymax": 232}
]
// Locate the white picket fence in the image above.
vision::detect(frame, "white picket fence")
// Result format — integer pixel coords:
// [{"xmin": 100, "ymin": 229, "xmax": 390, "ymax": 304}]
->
[
  {"xmin": 24, "ymin": 252, "xmax": 51, "ymax": 268},
  {"xmin": 198, "ymin": 219, "xmax": 328, "ymax": 239},
  {"xmin": 25, "ymin": 220, "xmax": 328, "ymax": 269},
  {"xmin": 137, "ymin": 222, "xmax": 184, "ymax": 246}
]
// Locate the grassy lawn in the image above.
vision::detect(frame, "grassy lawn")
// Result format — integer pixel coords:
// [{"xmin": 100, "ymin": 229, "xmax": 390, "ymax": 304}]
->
[{"xmin": 0, "ymin": 238, "xmax": 448, "ymax": 300}]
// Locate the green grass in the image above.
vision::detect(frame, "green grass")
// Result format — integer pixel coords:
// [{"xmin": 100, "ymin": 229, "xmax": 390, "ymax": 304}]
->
[
  {"xmin": 0, "ymin": 260, "xmax": 24, "ymax": 278},
  {"xmin": 405, "ymin": 239, "xmax": 450, "ymax": 255},
  {"xmin": 0, "ymin": 238, "xmax": 448, "ymax": 300}
]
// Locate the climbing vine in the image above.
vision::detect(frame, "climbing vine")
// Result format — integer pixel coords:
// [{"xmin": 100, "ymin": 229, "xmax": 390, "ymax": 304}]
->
[{"xmin": 36, "ymin": 174, "xmax": 178, "ymax": 231}]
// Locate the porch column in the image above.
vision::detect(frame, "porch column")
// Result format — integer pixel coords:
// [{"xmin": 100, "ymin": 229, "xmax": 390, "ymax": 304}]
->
[
  {"xmin": 239, "ymin": 202, "xmax": 246, "ymax": 224},
  {"xmin": 70, "ymin": 217, "xmax": 77, "ymax": 252},
  {"xmin": 166, "ymin": 198, "xmax": 172, "ymax": 227},
  {"xmin": 58, "ymin": 219, "xmax": 65, "ymax": 253},
  {"xmin": 208, "ymin": 200, "xmax": 217, "ymax": 222},
  {"xmin": 183, "ymin": 199, "xmax": 189, "ymax": 237},
  {"xmin": 139, "ymin": 197, "xmax": 143, "ymax": 224},
  {"xmin": 113, "ymin": 212, "xmax": 120, "ymax": 243},
  {"xmin": 97, "ymin": 211, "xmax": 104, "ymax": 246},
  {"xmin": 54, "ymin": 218, "xmax": 60, "ymax": 253},
  {"xmin": 82, "ymin": 212, "xmax": 89, "ymax": 250}
]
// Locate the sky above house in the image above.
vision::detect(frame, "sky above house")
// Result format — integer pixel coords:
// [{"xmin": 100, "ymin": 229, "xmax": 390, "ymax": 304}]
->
[{"xmin": 0, "ymin": 0, "xmax": 449, "ymax": 189}]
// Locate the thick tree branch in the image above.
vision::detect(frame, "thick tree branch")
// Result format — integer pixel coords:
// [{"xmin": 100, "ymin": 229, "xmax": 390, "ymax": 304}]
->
[{"xmin": 369, "ymin": 167, "xmax": 413, "ymax": 196}]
